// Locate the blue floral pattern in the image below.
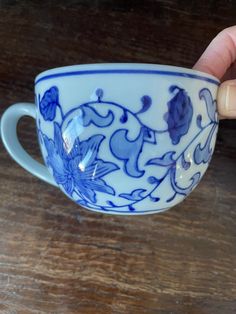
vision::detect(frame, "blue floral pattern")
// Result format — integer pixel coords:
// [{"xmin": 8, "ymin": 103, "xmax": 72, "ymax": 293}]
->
[
  {"xmin": 42, "ymin": 122, "xmax": 118, "ymax": 203},
  {"xmin": 39, "ymin": 86, "xmax": 59, "ymax": 121},
  {"xmin": 37, "ymin": 85, "xmax": 218, "ymax": 213},
  {"xmin": 164, "ymin": 85, "xmax": 193, "ymax": 145}
]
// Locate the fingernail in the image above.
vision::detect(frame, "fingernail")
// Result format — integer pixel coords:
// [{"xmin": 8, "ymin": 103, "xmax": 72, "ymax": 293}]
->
[{"xmin": 218, "ymin": 82, "xmax": 236, "ymax": 116}]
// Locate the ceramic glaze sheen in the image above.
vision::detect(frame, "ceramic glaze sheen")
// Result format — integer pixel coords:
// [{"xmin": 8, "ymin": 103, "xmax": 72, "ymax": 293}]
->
[{"xmin": 1, "ymin": 64, "xmax": 220, "ymax": 214}]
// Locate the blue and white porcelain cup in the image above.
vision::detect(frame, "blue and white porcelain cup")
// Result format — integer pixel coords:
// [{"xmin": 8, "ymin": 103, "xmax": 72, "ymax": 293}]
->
[{"xmin": 1, "ymin": 64, "xmax": 220, "ymax": 215}]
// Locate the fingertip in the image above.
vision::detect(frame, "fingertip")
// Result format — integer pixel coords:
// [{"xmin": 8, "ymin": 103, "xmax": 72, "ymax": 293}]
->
[{"xmin": 217, "ymin": 80, "xmax": 236, "ymax": 119}]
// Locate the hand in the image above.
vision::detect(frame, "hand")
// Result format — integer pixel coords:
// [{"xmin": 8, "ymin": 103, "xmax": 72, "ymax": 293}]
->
[{"xmin": 193, "ymin": 26, "xmax": 236, "ymax": 119}]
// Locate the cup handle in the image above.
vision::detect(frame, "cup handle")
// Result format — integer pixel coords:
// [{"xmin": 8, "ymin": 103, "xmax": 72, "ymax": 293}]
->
[{"xmin": 1, "ymin": 103, "xmax": 57, "ymax": 187}]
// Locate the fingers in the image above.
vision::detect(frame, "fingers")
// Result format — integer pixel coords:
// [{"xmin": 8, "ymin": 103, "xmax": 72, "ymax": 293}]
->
[
  {"xmin": 217, "ymin": 79, "xmax": 236, "ymax": 119},
  {"xmin": 193, "ymin": 26, "xmax": 236, "ymax": 119},
  {"xmin": 193, "ymin": 25, "xmax": 236, "ymax": 79}
]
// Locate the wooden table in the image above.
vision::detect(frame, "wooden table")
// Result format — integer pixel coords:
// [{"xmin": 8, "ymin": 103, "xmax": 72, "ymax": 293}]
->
[{"xmin": 0, "ymin": 1, "xmax": 235, "ymax": 313}]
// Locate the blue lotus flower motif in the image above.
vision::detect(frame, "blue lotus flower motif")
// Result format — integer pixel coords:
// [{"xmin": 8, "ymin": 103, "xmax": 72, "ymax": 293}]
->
[
  {"xmin": 43, "ymin": 122, "xmax": 118, "ymax": 203},
  {"xmin": 39, "ymin": 86, "xmax": 59, "ymax": 121},
  {"xmin": 164, "ymin": 85, "xmax": 193, "ymax": 145}
]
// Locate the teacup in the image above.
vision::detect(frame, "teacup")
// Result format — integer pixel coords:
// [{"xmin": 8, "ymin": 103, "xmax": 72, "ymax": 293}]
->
[{"xmin": 1, "ymin": 64, "xmax": 219, "ymax": 215}]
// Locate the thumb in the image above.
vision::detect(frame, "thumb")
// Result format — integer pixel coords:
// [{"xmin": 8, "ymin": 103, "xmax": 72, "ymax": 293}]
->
[{"xmin": 217, "ymin": 80, "xmax": 236, "ymax": 119}]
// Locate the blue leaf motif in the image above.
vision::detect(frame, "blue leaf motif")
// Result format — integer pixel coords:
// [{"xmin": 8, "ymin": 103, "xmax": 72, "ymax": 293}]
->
[
  {"xmin": 43, "ymin": 135, "xmax": 55, "ymax": 158},
  {"xmin": 194, "ymin": 124, "xmax": 217, "ymax": 165},
  {"xmin": 143, "ymin": 127, "xmax": 157, "ymax": 144},
  {"xmin": 75, "ymin": 177, "xmax": 115, "ymax": 203},
  {"xmin": 146, "ymin": 151, "xmax": 175, "ymax": 167},
  {"xmin": 39, "ymin": 86, "xmax": 59, "ymax": 121},
  {"xmin": 147, "ymin": 175, "xmax": 165, "ymax": 187},
  {"xmin": 148, "ymin": 176, "xmax": 159, "ymax": 184},
  {"xmin": 128, "ymin": 205, "xmax": 136, "ymax": 211},
  {"xmin": 120, "ymin": 109, "xmax": 128, "ymax": 123},
  {"xmin": 196, "ymin": 114, "xmax": 203, "ymax": 129},
  {"xmin": 119, "ymin": 189, "xmax": 146, "ymax": 201},
  {"xmin": 149, "ymin": 195, "xmax": 160, "ymax": 202},
  {"xmin": 78, "ymin": 134, "xmax": 105, "ymax": 167},
  {"xmin": 81, "ymin": 106, "xmax": 114, "ymax": 128},
  {"xmin": 164, "ymin": 85, "xmax": 193, "ymax": 145},
  {"xmin": 181, "ymin": 154, "xmax": 191, "ymax": 170},
  {"xmin": 136, "ymin": 95, "xmax": 152, "ymax": 115},
  {"xmin": 110, "ymin": 128, "xmax": 145, "ymax": 178},
  {"xmin": 199, "ymin": 88, "xmax": 217, "ymax": 122},
  {"xmin": 54, "ymin": 122, "xmax": 66, "ymax": 158},
  {"xmin": 83, "ymin": 159, "xmax": 118, "ymax": 180},
  {"xmin": 170, "ymin": 168, "xmax": 201, "ymax": 196}
]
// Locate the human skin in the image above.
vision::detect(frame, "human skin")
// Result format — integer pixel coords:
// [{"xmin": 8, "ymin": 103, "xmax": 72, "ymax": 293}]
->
[{"xmin": 193, "ymin": 25, "xmax": 236, "ymax": 119}]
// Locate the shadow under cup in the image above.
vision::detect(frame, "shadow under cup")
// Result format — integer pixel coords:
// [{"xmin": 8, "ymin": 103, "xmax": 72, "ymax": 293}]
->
[{"xmin": 1, "ymin": 64, "xmax": 219, "ymax": 215}]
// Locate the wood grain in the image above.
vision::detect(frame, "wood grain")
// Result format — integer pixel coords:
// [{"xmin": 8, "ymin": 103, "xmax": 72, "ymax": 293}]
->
[{"xmin": 0, "ymin": 1, "xmax": 236, "ymax": 313}]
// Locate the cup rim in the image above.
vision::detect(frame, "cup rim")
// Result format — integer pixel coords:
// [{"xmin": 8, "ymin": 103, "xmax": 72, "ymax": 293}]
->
[{"xmin": 35, "ymin": 63, "xmax": 220, "ymax": 86}]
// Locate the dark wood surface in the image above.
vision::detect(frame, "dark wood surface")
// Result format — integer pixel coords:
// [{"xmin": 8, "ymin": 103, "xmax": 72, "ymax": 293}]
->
[{"xmin": 0, "ymin": 1, "xmax": 236, "ymax": 313}]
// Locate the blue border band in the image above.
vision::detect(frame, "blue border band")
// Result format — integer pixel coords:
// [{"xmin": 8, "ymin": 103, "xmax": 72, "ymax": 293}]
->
[
  {"xmin": 85, "ymin": 206, "xmax": 171, "ymax": 215},
  {"xmin": 35, "ymin": 69, "xmax": 220, "ymax": 86}
]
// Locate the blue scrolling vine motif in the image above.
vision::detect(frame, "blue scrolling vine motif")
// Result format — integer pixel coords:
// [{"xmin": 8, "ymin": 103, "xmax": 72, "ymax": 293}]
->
[
  {"xmin": 38, "ymin": 85, "xmax": 218, "ymax": 213},
  {"xmin": 193, "ymin": 88, "xmax": 218, "ymax": 164}
]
